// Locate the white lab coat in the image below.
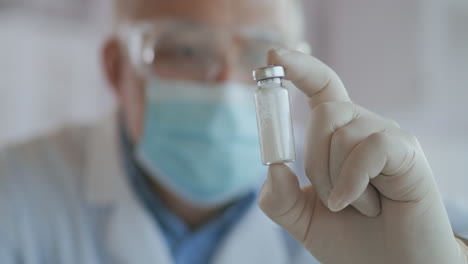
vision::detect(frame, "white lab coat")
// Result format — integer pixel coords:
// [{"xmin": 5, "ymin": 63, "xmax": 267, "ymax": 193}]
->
[{"xmin": 0, "ymin": 115, "xmax": 319, "ymax": 264}]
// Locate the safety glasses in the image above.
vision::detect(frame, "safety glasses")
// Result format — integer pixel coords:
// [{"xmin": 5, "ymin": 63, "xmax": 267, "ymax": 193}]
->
[{"xmin": 119, "ymin": 19, "xmax": 310, "ymax": 83}]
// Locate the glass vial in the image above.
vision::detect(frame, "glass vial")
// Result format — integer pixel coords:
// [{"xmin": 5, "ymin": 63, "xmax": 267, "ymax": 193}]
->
[{"xmin": 253, "ymin": 66, "xmax": 296, "ymax": 165}]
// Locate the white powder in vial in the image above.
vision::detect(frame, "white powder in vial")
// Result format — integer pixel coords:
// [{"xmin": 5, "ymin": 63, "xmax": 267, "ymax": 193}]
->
[{"xmin": 254, "ymin": 79, "xmax": 295, "ymax": 165}]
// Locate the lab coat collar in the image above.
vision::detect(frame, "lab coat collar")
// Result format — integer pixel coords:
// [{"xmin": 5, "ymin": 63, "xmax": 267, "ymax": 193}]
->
[
  {"xmin": 83, "ymin": 114, "xmax": 174, "ymax": 263},
  {"xmin": 83, "ymin": 114, "xmax": 129, "ymax": 205},
  {"xmin": 82, "ymin": 114, "xmax": 289, "ymax": 264}
]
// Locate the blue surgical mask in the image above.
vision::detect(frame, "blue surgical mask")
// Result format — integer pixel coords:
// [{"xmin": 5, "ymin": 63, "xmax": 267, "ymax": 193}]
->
[{"xmin": 135, "ymin": 78, "xmax": 266, "ymax": 207}]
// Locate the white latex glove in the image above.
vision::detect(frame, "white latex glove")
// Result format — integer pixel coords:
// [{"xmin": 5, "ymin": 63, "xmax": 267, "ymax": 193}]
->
[{"xmin": 258, "ymin": 48, "xmax": 468, "ymax": 264}]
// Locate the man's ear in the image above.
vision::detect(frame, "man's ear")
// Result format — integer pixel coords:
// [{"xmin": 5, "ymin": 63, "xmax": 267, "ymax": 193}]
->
[{"xmin": 101, "ymin": 38, "xmax": 124, "ymax": 97}]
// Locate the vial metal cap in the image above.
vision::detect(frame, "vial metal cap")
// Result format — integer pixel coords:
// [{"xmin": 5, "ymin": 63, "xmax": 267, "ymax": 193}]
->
[{"xmin": 253, "ymin": 65, "xmax": 285, "ymax": 82}]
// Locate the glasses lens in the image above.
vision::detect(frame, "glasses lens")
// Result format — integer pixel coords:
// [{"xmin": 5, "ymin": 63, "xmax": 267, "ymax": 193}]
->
[
  {"xmin": 143, "ymin": 28, "xmax": 220, "ymax": 82},
  {"xmin": 138, "ymin": 22, "xmax": 290, "ymax": 83}
]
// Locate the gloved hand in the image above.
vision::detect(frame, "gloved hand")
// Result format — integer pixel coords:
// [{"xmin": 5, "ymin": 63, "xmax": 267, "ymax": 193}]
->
[{"xmin": 258, "ymin": 48, "xmax": 468, "ymax": 264}]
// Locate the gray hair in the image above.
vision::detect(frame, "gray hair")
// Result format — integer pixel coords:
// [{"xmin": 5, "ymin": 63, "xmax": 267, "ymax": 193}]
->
[{"xmin": 112, "ymin": 0, "xmax": 305, "ymax": 39}]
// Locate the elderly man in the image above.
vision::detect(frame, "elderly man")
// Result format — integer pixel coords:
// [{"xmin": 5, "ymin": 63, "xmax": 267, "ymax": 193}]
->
[{"xmin": 0, "ymin": 0, "xmax": 467, "ymax": 263}]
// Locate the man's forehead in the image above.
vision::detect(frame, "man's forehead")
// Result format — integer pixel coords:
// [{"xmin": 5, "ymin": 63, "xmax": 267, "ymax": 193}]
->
[{"xmin": 115, "ymin": 0, "xmax": 297, "ymax": 34}]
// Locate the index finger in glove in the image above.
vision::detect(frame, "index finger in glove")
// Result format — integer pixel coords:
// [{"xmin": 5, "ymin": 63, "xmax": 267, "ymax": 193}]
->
[{"xmin": 267, "ymin": 48, "xmax": 351, "ymax": 107}]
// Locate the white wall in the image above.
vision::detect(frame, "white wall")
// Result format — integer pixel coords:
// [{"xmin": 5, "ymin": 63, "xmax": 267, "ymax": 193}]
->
[{"xmin": 0, "ymin": 7, "xmax": 114, "ymax": 147}]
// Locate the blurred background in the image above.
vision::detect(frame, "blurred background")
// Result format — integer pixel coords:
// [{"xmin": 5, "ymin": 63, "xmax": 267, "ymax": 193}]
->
[{"xmin": 0, "ymin": 0, "xmax": 466, "ymax": 206}]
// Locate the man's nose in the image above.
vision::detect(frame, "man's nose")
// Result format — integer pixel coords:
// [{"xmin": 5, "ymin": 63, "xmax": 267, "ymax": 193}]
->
[
  {"xmin": 213, "ymin": 54, "xmax": 246, "ymax": 83},
  {"xmin": 214, "ymin": 63, "xmax": 234, "ymax": 82}
]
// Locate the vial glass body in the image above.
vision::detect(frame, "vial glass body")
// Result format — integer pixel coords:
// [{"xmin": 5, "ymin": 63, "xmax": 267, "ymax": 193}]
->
[{"xmin": 254, "ymin": 78, "xmax": 296, "ymax": 165}]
